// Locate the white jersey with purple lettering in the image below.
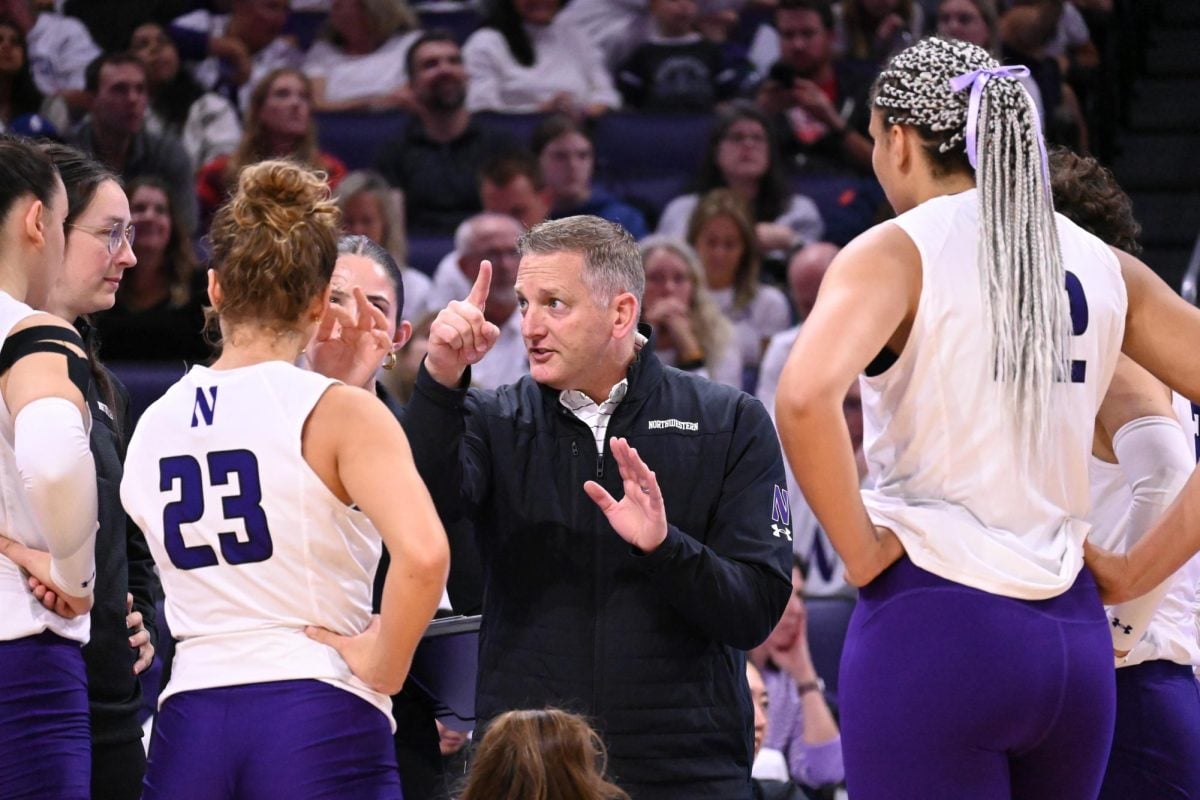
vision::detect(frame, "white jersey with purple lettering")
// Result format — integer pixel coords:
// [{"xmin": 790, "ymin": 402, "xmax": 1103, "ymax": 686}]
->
[
  {"xmin": 0, "ymin": 291, "xmax": 90, "ymax": 644},
  {"xmin": 860, "ymin": 189, "xmax": 1127, "ymax": 599},
  {"xmin": 1087, "ymin": 394, "xmax": 1200, "ymax": 668},
  {"xmin": 120, "ymin": 361, "xmax": 392, "ymax": 725}
]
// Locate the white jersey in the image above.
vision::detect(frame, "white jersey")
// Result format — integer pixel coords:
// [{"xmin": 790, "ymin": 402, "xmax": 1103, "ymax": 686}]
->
[
  {"xmin": 1088, "ymin": 393, "xmax": 1200, "ymax": 667},
  {"xmin": 0, "ymin": 292, "xmax": 91, "ymax": 644},
  {"xmin": 861, "ymin": 189, "xmax": 1127, "ymax": 599},
  {"xmin": 120, "ymin": 362, "xmax": 392, "ymax": 725}
]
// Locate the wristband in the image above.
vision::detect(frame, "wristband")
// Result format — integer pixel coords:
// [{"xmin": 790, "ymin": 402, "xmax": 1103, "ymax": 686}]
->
[{"xmin": 796, "ymin": 676, "xmax": 825, "ymax": 696}]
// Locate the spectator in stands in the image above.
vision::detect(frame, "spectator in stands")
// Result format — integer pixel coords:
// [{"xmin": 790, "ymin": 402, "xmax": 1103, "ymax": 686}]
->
[
  {"xmin": 747, "ymin": 661, "xmax": 811, "ymax": 800},
  {"xmin": 462, "ymin": 0, "xmax": 620, "ymax": 117},
  {"xmin": 168, "ymin": 0, "xmax": 302, "ymax": 111},
  {"xmin": 616, "ymin": 0, "xmax": 738, "ymax": 112},
  {"xmin": 749, "ymin": 560, "xmax": 844, "ymax": 792},
  {"xmin": 130, "ymin": 21, "xmax": 242, "ymax": 170},
  {"xmin": 334, "ymin": 169, "xmax": 433, "ymax": 319},
  {"xmin": 757, "ymin": 241, "xmax": 837, "ymax": 417},
  {"xmin": 196, "ymin": 67, "xmax": 347, "ymax": 229},
  {"xmin": 303, "ymin": 0, "xmax": 423, "ymax": 113},
  {"xmin": 1042, "ymin": 0, "xmax": 1100, "ymax": 75},
  {"xmin": 657, "ymin": 102, "xmax": 824, "ymax": 260},
  {"xmin": 3, "ymin": 0, "xmax": 98, "ymax": 118},
  {"xmin": 427, "ymin": 212, "xmax": 528, "ymax": 389},
  {"xmin": 424, "ymin": 151, "xmax": 549, "ymax": 315},
  {"xmin": 533, "ymin": 115, "xmax": 648, "ymax": 239},
  {"xmin": 1000, "ymin": 0, "xmax": 1088, "ymax": 150},
  {"xmin": 687, "ymin": 188, "xmax": 791, "ymax": 375},
  {"xmin": 376, "ymin": 31, "xmax": 515, "ymax": 235},
  {"xmin": 70, "ymin": 53, "xmax": 198, "ymax": 232},
  {"xmin": 480, "ymin": 150, "xmax": 550, "ymax": 230},
  {"xmin": 94, "ymin": 175, "xmax": 210, "ymax": 364},
  {"xmin": 0, "ymin": 13, "xmax": 52, "ymax": 131},
  {"xmin": 936, "ymin": 0, "xmax": 1045, "ymax": 123},
  {"xmin": 458, "ymin": 709, "xmax": 629, "ymax": 800},
  {"xmin": 755, "ymin": 0, "xmax": 875, "ymax": 175},
  {"xmin": 839, "ymin": 0, "xmax": 926, "ymax": 68},
  {"xmin": 640, "ymin": 235, "xmax": 742, "ymax": 387}
]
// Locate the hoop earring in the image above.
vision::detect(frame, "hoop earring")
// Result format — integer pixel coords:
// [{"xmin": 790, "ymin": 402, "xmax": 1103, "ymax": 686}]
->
[{"xmin": 382, "ymin": 351, "xmax": 398, "ymax": 370}]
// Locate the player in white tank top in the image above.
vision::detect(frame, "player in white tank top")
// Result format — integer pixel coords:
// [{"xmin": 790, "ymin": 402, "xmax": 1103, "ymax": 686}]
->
[
  {"xmin": 773, "ymin": 37, "xmax": 1200, "ymax": 799},
  {"xmin": 121, "ymin": 161, "xmax": 448, "ymax": 800},
  {"xmin": 0, "ymin": 139, "xmax": 99, "ymax": 800}
]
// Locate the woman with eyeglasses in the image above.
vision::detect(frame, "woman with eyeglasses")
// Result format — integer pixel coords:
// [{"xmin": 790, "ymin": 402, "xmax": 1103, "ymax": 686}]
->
[
  {"xmin": 0, "ymin": 142, "xmax": 159, "ymax": 800},
  {"xmin": 93, "ymin": 175, "xmax": 211, "ymax": 364}
]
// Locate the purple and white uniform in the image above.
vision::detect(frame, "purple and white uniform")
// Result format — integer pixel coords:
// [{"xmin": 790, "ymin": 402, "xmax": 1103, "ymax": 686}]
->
[
  {"xmin": 844, "ymin": 190, "xmax": 1127, "ymax": 799},
  {"xmin": 121, "ymin": 362, "xmax": 402, "ymax": 799}
]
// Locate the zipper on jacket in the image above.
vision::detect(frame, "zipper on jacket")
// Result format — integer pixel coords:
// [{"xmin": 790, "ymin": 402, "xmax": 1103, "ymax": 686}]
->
[
  {"xmin": 571, "ymin": 440, "xmax": 579, "ymax": 458},
  {"xmin": 595, "ymin": 452, "xmax": 604, "ymax": 478}
]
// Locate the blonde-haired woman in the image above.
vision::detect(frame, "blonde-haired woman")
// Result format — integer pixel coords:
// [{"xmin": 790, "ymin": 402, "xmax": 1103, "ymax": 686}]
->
[
  {"xmin": 687, "ymin": 189, "xmax": 791, "ymax": 377},
  {"xmin": 640, "ymin": 235, "xmax": 742, "ymax": 389},
  {"xmin": 303, "ymin": 0, "xmax": 423, "ymax": 113},
  {"xmin": 196, "ymin": 69, "xmax": 348, "ymax": 229},
  {"xmin": 123, "ymin": 160, "xmax": 448, "ymax": 799}
]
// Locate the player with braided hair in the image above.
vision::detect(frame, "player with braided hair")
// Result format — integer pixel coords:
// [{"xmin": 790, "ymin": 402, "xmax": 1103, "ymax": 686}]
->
[{"xmin": 775, "ymin": 35, "xmax": 1200, "ymax": 799}]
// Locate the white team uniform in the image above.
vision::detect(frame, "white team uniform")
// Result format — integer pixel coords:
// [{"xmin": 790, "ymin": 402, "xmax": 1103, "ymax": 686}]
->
[
  {"xmin": 120, "ymin": 362, "xmax": 393, "ymax": 725},
  {"xmin": 0, "ymin": 292, "xmax": 90, "ymax": 644},
  {"xmin": 1087, "ymin": 393, "xmax": 1200, "ymax": 668},
  {"xmin": 860, "ymin": 188, "xmax": 1128, "ymax": 599}
]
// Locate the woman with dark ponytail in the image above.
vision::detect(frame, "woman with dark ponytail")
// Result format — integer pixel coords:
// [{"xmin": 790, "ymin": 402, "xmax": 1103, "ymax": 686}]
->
[
  {"xmin": 775, "ymin": 36, "xmax": 1200, "ymax": 798},
  {"xmin": 0, "ymin": 142, "xmax": 160, "ymax": 800}
]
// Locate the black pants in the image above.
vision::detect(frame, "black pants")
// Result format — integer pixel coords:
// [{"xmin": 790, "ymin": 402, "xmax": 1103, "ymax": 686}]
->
[{"xmin": 92, "ymin": 736, "xmax": 147, "ymax": 800}]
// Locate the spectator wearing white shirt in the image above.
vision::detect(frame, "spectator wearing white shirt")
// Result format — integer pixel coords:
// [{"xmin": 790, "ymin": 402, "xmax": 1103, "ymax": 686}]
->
[
  {"xmin": 463, "ymin": 0, "xmax": 620, "ymax": 118},
  {"xmin": 303, "ymin": 0, "xmax": 423, "ymax": 113},
  {"xmin": 169, "ymin": 0, "xmax": 302, "ymax": 112},
  {"xmin": 12, "ymin": 0, "xmax": 99, "ymax": 116}
]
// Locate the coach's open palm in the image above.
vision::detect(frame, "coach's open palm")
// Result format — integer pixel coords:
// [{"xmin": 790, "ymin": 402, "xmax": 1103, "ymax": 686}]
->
[
  {"xmin": 585, "ymin": 437, "xmax": 669, "ymax": 553},
  {"xmin": 425, "ymin": 260, "xmax": 502, "ymax": 388}
]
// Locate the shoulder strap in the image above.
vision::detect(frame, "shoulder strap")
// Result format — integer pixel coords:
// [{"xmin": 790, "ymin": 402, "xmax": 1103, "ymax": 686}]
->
[{"xmin": 0, "ymin": 324, "xmax": 93, "ymax": 399}]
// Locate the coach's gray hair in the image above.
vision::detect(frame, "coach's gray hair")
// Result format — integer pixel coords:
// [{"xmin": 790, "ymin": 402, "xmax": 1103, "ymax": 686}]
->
[
  {"xmin": 873, "ymin": 36, "xmax": 1067, "ymax": 449},
  {"xmin": 519, "ymin": 216, "xmax": 645, "ymax": 307}
]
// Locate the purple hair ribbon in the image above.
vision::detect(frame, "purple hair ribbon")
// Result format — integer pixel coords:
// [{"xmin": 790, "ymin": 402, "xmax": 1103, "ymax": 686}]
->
[{"xmin": 949, "ymin": 65, "xmax": 1049, "ymax": 186}]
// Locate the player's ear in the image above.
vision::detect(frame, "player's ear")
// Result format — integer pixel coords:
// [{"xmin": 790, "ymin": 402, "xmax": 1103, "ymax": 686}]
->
[{"xmin": 207, "ymin": 269, "xmax": 223, "ymax": 309}]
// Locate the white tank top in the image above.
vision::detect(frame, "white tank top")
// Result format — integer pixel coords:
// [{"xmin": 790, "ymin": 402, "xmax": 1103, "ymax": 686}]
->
[
  {"xmin": 860, "ymin": 189, "xmax": 1127, "ymax": 599},
  {"xmin": 0, "ymin": 292, "xmax": 91, "ymax": 644},
  {"xmin": 120, "ymin": 362, "xmax": 392, "ymax": 725},
  {"xmin": 1088, "ymin": 394, "xmax": 1200, "ymax": 667}
]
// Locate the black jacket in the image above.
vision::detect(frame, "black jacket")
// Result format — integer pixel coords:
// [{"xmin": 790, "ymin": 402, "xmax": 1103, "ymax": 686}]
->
[
  {"xmin": 404, "ymin": 334, "xmax": 793, "ymax": 799},
  {"xmin": 82, "ymin": 364, "xmax": 160, "ymax": 747}
]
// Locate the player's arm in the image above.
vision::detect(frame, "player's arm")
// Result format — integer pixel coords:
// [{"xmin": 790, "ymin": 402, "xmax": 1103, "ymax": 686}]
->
[
  {"xmin": 0, "ymin": 314, "xmax": 97, "ymax": 609},
  {"xmin": 1087, "ymin": 251, "xmax": 1200, "ymax": 602},
  {"xmin": 774, "ymin": 224, "xmax": 918, "ymax": 587},
  {"xmin": 1092, "ymin": 356, "xmax": 1191, "ymax": 652},
  {"xmin": 305, "ymin": 386, "xmax": 449, "ymax": 695}
]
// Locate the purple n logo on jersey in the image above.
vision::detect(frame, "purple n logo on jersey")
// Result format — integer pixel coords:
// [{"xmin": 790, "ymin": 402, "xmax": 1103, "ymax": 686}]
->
[
  {"xmin": 771, "ymin": 484, "xmax": 791, "ymax": 526},
  {"xmin": 191, "ymin": 387, "xmax": 219, "ymax": 428}
]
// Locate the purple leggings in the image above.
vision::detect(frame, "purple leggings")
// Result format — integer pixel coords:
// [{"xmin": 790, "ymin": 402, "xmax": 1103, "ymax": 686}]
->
[
  {"xmin": 144, "ymin": 679, "xmax": 403, "ymax": 800},
  {"xmin": 1099, "ymin": 660, "xmax": 1200, "ymax": 799},
  {"xmin": 839, "ymin": 557, "xmax": 1116, "ymax": 800},
  {"xmin": 0, "ymin": 632, "xmax": 91, "ymax": 800}
]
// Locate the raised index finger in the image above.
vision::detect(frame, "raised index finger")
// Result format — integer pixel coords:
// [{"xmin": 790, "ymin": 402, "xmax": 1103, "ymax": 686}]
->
[{"xmin": 466, "ymin": 259, "xmax": 492, "ymax": 310}]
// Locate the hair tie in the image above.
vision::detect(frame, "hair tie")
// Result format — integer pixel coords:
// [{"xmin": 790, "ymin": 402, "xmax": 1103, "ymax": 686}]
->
[{"xmin": 948, "ymin": 65, "xmax": 1048, "ymax": 185}]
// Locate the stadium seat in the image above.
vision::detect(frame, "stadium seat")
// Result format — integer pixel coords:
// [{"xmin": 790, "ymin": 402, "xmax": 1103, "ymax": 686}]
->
[
  {"xmin": 407, "ymin": 234, "xmax": 455, "ymax": 276},
  {"xmin": 110, "ymin": 362, "xmax": 190, "ymax": 424},
  {"xmin": 803, "ymin": 596, "xmax": 855, "ymax": 708},
  {"xmin": 474, "ymin": 111, "xmax": 549, "ymax": 149},
  {"xmin": 316, "ymin": 111, "xmax": 411, "ymax": 171},
  {"xmin": 792, "ymin": 174, "xmax": 886, "ymax": 246},
  {"xmin": 592, "ymin": 111, "xmax": 716, "ymax": 181},
  {"xmin": 415, "ymin": 4, "xmax": 483, "ymax": 43}
]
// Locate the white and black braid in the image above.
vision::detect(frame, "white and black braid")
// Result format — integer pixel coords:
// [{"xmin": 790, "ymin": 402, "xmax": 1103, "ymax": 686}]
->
[{"xmin": 874, "ymin": 37, "xmax": 1069, "ymax": 453}]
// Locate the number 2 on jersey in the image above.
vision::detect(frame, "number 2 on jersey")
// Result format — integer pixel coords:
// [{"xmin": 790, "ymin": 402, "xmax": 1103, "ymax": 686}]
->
[
  {"xmin": 160, "ymin": 449, "xmax": 274, "ymax": 570},
  {"xmin": 1065, "ymin": 270, "xmax": 1088, "ymax": 383}
]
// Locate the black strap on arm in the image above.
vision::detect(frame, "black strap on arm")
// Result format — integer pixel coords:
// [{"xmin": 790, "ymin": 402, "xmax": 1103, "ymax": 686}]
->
[{"xmin": 0, "ymin": 324, "xmax": 93, "ymax": 399}]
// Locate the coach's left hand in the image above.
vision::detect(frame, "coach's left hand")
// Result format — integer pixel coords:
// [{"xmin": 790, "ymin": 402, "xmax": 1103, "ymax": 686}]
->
[{"xmin": 585, "ymin": 438, "xmax": 668, "ymax": 554}]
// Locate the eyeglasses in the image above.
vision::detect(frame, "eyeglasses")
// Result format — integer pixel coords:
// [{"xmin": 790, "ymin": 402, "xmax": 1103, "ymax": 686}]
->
[{"xmin": 68, "ymin": 222, "xmax": 136, "ymax": 255}]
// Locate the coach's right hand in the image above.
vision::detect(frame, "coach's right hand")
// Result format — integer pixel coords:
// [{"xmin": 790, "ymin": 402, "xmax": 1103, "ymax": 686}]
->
[{"xmin": 425, "ymin": 259, "xmax": 501, "ymax": 388}]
